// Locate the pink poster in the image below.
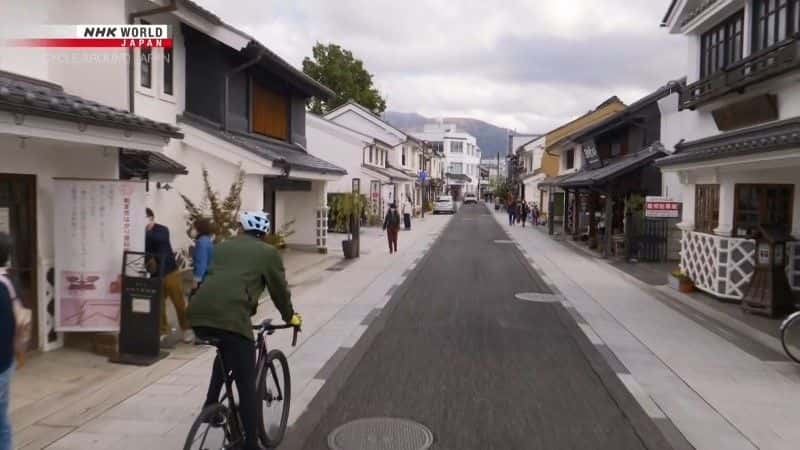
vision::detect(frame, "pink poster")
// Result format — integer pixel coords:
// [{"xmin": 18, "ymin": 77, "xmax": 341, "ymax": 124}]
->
[{"xmin": 54, "ymin": 180, "xmax": 145, "ymax": 332}]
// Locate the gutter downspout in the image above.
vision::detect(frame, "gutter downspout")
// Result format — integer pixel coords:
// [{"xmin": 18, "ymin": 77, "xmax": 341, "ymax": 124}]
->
[
  {"xmin": 223, "ymin": 46, "xmax": 267, "ymax": 132},
  {"xmin": 128, "ymin": 0, "xmax": 178, "ymax": 113}
]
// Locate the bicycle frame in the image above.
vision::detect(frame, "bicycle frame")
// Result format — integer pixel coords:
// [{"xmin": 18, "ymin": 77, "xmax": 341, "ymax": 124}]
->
[
  {"xmin": 212, "ymin": 348, "xmax": 244, "ymax": 445},
  {"xmin": 253, "ymin": 320, "xmax": 299, "ymax": 403}
]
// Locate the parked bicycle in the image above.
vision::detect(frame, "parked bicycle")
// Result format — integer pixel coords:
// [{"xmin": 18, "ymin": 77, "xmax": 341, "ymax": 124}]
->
[
  {"xmin": 184, "ymin": 318, "xmax": 300, "ymax": 450},
  {"xmin": 780, "ymin": 307, "xmax": 800, "ymax": 363}
]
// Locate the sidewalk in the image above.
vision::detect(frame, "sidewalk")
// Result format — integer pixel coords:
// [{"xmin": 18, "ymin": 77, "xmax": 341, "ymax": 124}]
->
[
  {"xmin": 12, "ymin": 214, "xmax": 450, "ymax": 449},
  {"xmin": 495, "ymin": 211, "xmax": 800, "ymax": 450}
]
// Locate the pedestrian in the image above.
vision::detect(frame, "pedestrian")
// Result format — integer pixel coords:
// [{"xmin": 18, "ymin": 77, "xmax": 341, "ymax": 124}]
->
[
  {"xmin": 145, "ymin": 208, "xmax": 193, "ymax": 344},
  {"xmin": 516, "ymin": 200, "xmax": 524, "ymax": 225},
  {"xmin": 402, "ymin": 196, "xmax": 412, "ymax": 230},
  {"xmin": 532, "ymin": 203, "xmax": 540, "ymax": 226},
  {"xmin": 0, "ymin": 232, "xmax": 29, "ymax": 450},
  {"xmin": 191, "ymin": 217, "xmax": 214, "ymax": 297},
  {"xmin": 508, "ymin": 198, "xmax": 516, "ymax": 226},
  {"xmin": 383, "ymin": 203, "xmax": 401, "ymax": 254},
  {"xmin": 521, "ymin": 202, "xmax": 530, "ymax": 227}
]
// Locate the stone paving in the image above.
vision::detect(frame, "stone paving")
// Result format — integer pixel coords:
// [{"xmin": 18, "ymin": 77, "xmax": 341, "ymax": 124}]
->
[
  {"xmin": 496, "ymin": 210, "xmax": 800, "ymax": 450},
  {"xmin": 10, "ymin": 216, "xmax": 449, "ymax": 449}
]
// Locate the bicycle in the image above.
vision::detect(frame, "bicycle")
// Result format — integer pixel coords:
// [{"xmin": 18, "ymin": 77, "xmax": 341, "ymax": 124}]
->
[
  {"xmin": 780, "ymin": 306, "xmax": 800, "ymax": 363},
  {"xmin": 184, "ymin": 319, "xmax": 300, "ymax": 450}
]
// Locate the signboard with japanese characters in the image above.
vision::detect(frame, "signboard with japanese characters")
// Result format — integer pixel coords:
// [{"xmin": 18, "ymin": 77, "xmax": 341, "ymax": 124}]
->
[
  {"xmin": 645, "ymin": 196, "xmax": 681, "ymax": 219},
  {"xmin": 581, "ymin": 141, "xmax": 603, "ymax": 169},
  {"xmin": 53, "ymin": 179, "xmax": 146, "ymax": 332}
]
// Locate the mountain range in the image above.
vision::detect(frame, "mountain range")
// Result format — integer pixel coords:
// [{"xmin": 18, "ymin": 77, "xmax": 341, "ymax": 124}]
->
[{"xmin": 383, "ymin": 111, "xmax": 513, "ymax": 159}]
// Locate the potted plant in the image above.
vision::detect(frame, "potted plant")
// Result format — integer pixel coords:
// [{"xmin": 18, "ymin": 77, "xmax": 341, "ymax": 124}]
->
[
  {"xmin": 331, "ymin": 193, "xmax": 364, "ymax": 259},
  {"xmin": 669, "ymin": 270, "xmax": 694, "ymax": 293},
  {"xmin": 263, "ymin": 220, "xmax": 295, "ymax": 250}
]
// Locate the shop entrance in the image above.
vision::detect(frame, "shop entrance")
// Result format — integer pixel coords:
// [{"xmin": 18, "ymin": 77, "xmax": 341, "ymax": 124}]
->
[{"xmin": 0, "ymin": 173, "xmax": 38, "ymax": 350}]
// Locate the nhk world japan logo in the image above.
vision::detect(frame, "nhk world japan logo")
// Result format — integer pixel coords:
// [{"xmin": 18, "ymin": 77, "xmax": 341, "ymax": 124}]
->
[{"xmin": 2, "ymin": 25, "xmax": 172, "ymax": 48}]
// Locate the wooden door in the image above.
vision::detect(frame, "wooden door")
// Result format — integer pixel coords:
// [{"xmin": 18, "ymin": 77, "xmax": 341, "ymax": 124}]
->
[{"xmin": 0, "ymin": 174, "xmax": 38, "ymax": 350}]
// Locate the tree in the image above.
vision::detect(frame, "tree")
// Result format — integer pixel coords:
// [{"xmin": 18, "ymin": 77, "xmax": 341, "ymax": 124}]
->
[
  {"xmin": 302, "ymin": 42, "xmax": 387, "ymax": 115},
  {"xmin": 180, "ymin": 167, "xmax": 245, "ymax": 243}
]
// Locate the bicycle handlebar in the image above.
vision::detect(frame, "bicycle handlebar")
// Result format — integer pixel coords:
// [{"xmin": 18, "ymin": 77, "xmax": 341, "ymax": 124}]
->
[{"xmin": 253, "ymin": 319, "xmax": 301, "ymax": 346}]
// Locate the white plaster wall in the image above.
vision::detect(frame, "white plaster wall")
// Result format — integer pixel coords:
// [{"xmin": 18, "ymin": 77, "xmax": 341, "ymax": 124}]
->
[
  {"xmin": 276, "ymin": 180, "xmax": 326, "ymax": 246},
  {"xmin": 328, "ymin": 110, "xmax": 403, "ymax": 146},
  {"xmin": 306, "ymin": 116, "xmax": 363, "ymax": 194}
]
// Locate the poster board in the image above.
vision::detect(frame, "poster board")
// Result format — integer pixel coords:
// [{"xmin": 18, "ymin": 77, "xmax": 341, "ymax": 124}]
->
[
  {"xmin": 54, "ymin": 179, "xmax": 146, "ymax": 332},
  {"xmin": 645, "ymin": 196, "xmax": 681, "ymax": 219}
]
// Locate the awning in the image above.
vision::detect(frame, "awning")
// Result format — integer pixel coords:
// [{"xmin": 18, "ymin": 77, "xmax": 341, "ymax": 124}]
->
[
  {"xmin": 360, "ymin": 164, "xmax": 391, "ymax": 183},
  {"xmin": 560, "ymin": 143, "xmax": 665, "ymax": 188},
  {"xmin": 119, "ymin": 149, "xmax": 188, "ymax": 177},
  {"xmin": 446, "ymin": 173, "xmax": 472, "ymax": 182},
  {"xmin": 656, "ymin": 116, "xmax": 800, "ymax": 167},
  {"xmin": 368, "ymin": 165, "xmax": 416, "ymax": 182},
  {"xmin": 538, "ymin": 172, "xmax": 577, "ymax": 188}
]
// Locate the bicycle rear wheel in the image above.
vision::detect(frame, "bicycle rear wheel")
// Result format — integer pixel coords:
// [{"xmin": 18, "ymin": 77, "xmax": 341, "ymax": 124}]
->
[
  {"xmin": 781, "ymin": 311, "xmax": 800, "ymax": 364},
  {"xmin": 256, "ymin": 349, "xmax": 291, "ymax": 447},
  {"xmin": 184, "ymin": 404, "xmax": 242, "ymax": 450}
]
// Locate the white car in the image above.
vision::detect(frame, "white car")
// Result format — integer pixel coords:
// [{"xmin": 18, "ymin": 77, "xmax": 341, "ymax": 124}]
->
[
  {"xmin": 463, "ymin": 193, "xmax": 478, "ymax": 204},
  {"xmin": 433, "ymin": 195, "xmax": 455, "ymax": 214}
]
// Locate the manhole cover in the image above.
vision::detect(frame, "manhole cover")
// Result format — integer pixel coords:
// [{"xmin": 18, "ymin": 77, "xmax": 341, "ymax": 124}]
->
[
  {"xmin": 515, "ymin": 292, "xmax": 564, "ymax": 303},
  {"xmin": 328, "ymin": 417, "xmax": 434, "ymax": 450},
  {"xmin": 494, "ymin": 240, "xmax": 514, "ymax": 244}
]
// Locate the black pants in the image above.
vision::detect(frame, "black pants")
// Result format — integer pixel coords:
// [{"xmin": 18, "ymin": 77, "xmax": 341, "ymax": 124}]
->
[
  {"xmin": 403, "ymin": 213, "xmax": 411, "ymax": 230},
  {"xmin": 194, "ymin": 327, "xmax": 259, "ymax": 450}
]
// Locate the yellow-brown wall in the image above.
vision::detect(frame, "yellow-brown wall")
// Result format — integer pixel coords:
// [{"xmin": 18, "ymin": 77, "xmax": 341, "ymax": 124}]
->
[{"xmin": 545, "ymin": 99, "xmax": 626, "ymax": 155}]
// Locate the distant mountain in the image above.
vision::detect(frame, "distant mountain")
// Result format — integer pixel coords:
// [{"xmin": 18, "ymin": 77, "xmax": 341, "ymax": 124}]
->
[{"xmin": 383, "ymin": 111, "xmax": 514, "ymax": 159}]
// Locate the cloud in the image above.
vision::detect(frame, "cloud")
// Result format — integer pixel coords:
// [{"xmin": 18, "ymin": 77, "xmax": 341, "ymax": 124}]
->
[{"xmin": 193, "ymin": 0, "xmax": 685, "ymax": 132}]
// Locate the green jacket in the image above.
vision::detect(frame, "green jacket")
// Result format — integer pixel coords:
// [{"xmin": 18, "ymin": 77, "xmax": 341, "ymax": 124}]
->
[{"xmin": 187, "ymin": 234, "xmax": 294, "ymax": 340}]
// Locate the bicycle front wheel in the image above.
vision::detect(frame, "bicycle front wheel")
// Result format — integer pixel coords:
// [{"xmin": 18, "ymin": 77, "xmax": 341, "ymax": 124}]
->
[
  {"xmin": 781, "ymin": 311, "xmax": 800, "ymax": 364},
  {"xmin": 256, "ymin": 349, "xmax": 291, "ymax": 447},
  {"xmin": 184, "ymin": 404, "xmax": 241, "ymax": 450}
]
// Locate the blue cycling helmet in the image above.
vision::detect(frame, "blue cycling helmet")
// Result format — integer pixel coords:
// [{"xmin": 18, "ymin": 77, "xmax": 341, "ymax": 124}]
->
[{"xmin": 239, "ymin": 210, "xmax": 270, "ymax": 234}]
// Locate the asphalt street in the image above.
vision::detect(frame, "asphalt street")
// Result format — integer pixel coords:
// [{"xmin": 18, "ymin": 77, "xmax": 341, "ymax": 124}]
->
[{"xmin": 288, "ymin": 203, "xmax": 673, "ymax": 450}]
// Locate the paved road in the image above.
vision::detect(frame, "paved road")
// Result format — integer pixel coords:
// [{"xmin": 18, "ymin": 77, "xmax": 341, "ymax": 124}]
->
[{"xmin": 287, "ymin": 204, "xmax": 673, "ymax": 450}]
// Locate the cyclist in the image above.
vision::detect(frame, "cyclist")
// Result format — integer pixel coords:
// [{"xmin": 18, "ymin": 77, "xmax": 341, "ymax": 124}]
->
[{"xmin": 187, "ymin": 210, "xmax": 301, "ymax": 450}]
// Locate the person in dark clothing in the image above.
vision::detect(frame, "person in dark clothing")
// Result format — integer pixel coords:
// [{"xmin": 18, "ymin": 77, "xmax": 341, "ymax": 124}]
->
[
  {"xmin": 146, "ymin": 208, "xmax": 192, "ymax": 343},
  {"xmin": 188, "ymin": 211, "xmax": 301, "ymax": 450},
  {"xmin": 0, "ymin": 233, "xmax": 14, "ymax": 450},
  {"xmin": 383, "ymin": 203, "xmax": 401, "ymax": 254},
  {"xmin": 508, "ymin": 199, "xmax": 517, "ymax": 226},
  {"xmin": 521, "ymin": 202, "xmax": 530, "ymax": 227}
]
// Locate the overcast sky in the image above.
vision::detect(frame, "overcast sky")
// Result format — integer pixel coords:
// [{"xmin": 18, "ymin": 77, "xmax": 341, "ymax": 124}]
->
[{"xmin": 194, "ymin": 0, "xmax": 687, "ymax": 133}]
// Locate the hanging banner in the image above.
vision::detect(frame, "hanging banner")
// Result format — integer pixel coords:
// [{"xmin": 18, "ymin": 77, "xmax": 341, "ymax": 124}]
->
[{"xmin": 54, "ymin": 179, "xmax": 146, "ymax": 332}]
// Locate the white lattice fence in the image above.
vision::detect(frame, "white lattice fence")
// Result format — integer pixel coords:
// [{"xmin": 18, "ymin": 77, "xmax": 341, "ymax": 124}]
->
[
  {"xmin": 681, "ymin": 231, "xmax": 756, "ymax": 300},
  {"xmin": 316, "ymin": 207, "xmax": 329, "ymax": 253}
]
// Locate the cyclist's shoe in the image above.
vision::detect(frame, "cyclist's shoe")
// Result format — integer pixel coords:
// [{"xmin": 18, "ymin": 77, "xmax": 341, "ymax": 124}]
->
[
  {"xmin": 289, "ymin": 313, "xmax": 302, "ymax": 327},
  {"xmin": 201, "ymin": 411, "xmax": 226, "ymax": 428}
]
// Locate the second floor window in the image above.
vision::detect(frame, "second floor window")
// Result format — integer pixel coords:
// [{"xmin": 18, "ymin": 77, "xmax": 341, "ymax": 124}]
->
[
  {"xmin": 140, "ymin": 48, "xmax": 152, "ymax": 89},
  {"xmin": 700, "ymin": 11, "xmax": 744, "ymax": 78},
  {"xmin": 450, "ymin": 141, "xmax": 463, "ymax": 153},
  {"xmin": 252, "ymin": 82, "xmax": 289, "ymax": 141},
  {"xmin": 753, "ymin": 0, "xmax": 800, "ymax": 52},
  {"xmin": 449, "ymin": 163, "xmax": 463, "ymax": 174},
  {"xmin": 163, "ymin": 48, "xmax": 173, "ymax": 95},
  {"xmin": 402, "ymin": 147, "xmax": 407, "ymax": 166},
  {"xmin": 565, "ymin": 149, "xmax": 575, "ymax": 170}
]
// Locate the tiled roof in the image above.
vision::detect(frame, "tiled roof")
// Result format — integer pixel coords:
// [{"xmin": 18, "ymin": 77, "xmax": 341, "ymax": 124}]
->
[
  {"xmin": 369, "ymin": 165, "xmax": 416, "ymax": 181},
  {"xmin": 538, "ymin": 172, "xmax": 577, "ymax": 188},
  {"xmin": 656, "ymin": 117, "xmax": 800, "ymax": 167},
  {"xmin": 681, "ymin": 0, "xmax": 721, "ymax": 27},
  {"xmin": 0, "ymin": 71, "xmax": 183, "ymax": 138},
  {"xmin": 179, "ymin": 114, "xmax": 346, "ymax": 175},
  {"xmin": 559, "ymin": 143, "xmax": 666, "ymax": 188},
  {"xmin": 120, "ymin": 149, "xmax": 188, "ymax": 175}
]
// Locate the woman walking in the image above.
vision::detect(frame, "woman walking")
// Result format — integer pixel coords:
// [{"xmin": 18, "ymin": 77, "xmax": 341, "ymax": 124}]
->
[
  {"xmin": 402, "ymin": 196, "xmax": 412, "ymax": 230},
  {"xmin": 191, "ymin": 218, "xmax": 214, "ymax": 297},
  {"xmin": 383, "ymin": 203, "xmax": 401, "ymax": 254}
]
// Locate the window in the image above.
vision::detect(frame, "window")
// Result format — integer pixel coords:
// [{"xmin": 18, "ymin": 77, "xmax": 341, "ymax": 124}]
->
[
  {"xmin": 449, "ymin": 163, "xmax": 463, "ymax": 174},
  {"xmin": 695, "ymin": 184, "xmax": 720, "ymax": 234},
  {"xmin": 402, "ymin": 146, "xmax": 407, "ymax": 166},
  {"xmin": 734, "ymin": 184, "xmax": 794, "ymax": 236},
  {"xmin": 611, "ymin": 142, "xmax": 621, "ymax": 157},
  {"xmin": 565, "ymin": 149, "xmax": 575, "ymax": 170},
  {"xmin": 369, "ymin": 147, "xmax": 374, "ymax": 164},
  {"xmin": 163, "ymin": 47, "xmax": 173, "ymax": 95},
  {"xmin": 700, "ymin": 11, "xmax": 744, "ymax": 78},
  {"xmin": 450, "ymin": 141, "xmax": 463, "ymax": 153},
  {"xmin": 140, "ymin": 48, "xmax": 152, "ymax": 88},
  {"xmin": 252, "ymin": 82, "xmax": 289, "ymax": 140},
  {"xmin": 753, "ymin": 0, "xmax": 800, "ymax": 52}
]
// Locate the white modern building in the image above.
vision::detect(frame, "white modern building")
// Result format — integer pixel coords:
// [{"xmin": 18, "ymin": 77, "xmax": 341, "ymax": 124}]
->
[
  {"xmin": 659, "ymin": 0, "xmax": 800, "ymax": 301},
  {"xmin": 412, "ymin": 123, "xmax": 481, "ymax": 200}
]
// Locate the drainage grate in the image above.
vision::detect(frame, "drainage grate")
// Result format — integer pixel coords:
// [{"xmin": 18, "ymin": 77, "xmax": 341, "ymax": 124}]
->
[
  {"xmin": 515, "ymin": 292, "xmax": 564, "ymax": 303},
  {"xmin": 493, "ymin": 240, "xmax": 515, "ymax": 244},
  {"xmin": 328, "ymin": 417, "xmax": 434, "ymax": 450}
]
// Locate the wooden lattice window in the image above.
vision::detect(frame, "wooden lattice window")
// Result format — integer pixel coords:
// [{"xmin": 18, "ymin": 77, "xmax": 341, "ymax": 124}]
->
[{"xmin": 695, "ymin": 184, "xmax": 720, "ymax": 234}]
